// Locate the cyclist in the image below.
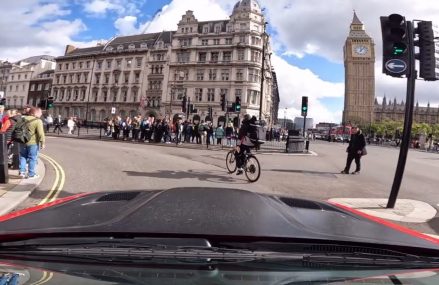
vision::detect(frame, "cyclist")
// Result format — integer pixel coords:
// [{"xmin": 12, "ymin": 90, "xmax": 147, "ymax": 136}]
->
[{"xmin": 235, "ymin": 114, "xmax": 258, "ymax": 175}]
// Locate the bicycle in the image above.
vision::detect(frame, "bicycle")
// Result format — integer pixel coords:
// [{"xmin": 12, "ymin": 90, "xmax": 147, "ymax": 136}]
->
[{"xmin": 226, "ymin": 147, "xmax": 261, "ymax": 182}]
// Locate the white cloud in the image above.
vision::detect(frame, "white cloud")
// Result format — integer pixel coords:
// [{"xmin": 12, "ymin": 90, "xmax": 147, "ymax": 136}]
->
[
  {"xmin": 82, "ymin": 0, "xmax": 144, "ymax": 16},
  {"xmin": 114, "ymin": 16, "xmax": 139, "ymax": 35},
  {"xmin": 0, "ymin": 1, "xmax": 91, "ymax": 61},
  {"xmin": 271, "ymin": 54, "xmax": 344, "ymax": 123}
]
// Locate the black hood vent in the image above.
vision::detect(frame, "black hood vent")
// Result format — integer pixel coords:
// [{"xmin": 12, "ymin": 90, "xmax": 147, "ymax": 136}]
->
[{"xmin": 96, "ymin": 192, "xmax": 140, "ymax": 202}]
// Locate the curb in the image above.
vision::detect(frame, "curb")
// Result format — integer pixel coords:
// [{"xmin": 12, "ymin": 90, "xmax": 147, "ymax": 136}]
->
[{"xmin": 0, "ymin": 158, "xmax": 46, "ymax": 216}]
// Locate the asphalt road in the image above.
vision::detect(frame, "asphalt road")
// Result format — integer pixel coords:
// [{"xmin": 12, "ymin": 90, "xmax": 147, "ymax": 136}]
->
[{"xmin": 17, "ymin": 136, "xmax": 439, "ymax": 235}]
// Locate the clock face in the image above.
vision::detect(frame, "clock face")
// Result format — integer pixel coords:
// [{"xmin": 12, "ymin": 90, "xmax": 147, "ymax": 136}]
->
[{"xmin": 354, "ymin": 45, "xmax": 369, "ymax": 55}]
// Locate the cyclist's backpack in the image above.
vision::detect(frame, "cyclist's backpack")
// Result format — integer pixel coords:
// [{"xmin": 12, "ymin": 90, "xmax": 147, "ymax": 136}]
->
[{"xmin": 12, "ymin": 117, "xmax": 37, "ymax": 144}]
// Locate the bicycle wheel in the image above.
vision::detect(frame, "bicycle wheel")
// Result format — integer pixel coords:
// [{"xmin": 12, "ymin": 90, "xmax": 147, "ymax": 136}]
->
[
  {"xmin": 226, "ymin": 150, "xmax": 237, "ymax": 173},
  {"xmin": 245, "ymin": 155, "xmax": 261, "ymax": 182}
]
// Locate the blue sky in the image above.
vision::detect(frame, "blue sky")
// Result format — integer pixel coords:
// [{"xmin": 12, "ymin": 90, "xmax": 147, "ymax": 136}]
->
[{"xmin": 2, "ymin": 0, "xmax": 437, "ymax": 123}]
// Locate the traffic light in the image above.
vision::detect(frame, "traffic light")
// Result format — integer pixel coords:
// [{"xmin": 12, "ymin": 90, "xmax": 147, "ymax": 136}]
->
[
  {"xmin": 301, "ymin": 96, "xmax": 308, "ymax": 117},
  {"xmin": 182, "ymin": 95, "xmax": 187, "ymax": 113},
  {"xmin": 220, "ymin": 94, "xmax": 226, "ymax": 111},
  {"xmin": 380, "ymin": 14, "xmax": 410, "ymax": 77},
  {"xmin": 47, "ymin": 96, "xmax": 54, "ymax": 109},
  {"xmin": 416, "ymin": 21, "xmax": 439, "ymax": 81},
  {"xmin": 189, "ymin": 104, "xmax": 196, "ymax": 113},
  {"xmin": 235, "ymin": 96, "xmax": 241, "ymax": 112}
]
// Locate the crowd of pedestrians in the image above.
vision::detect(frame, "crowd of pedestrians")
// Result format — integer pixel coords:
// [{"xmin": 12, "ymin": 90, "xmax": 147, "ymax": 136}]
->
[{"xmin": 103, "ymin": 115, "xmax": 240, "ymax": 147}]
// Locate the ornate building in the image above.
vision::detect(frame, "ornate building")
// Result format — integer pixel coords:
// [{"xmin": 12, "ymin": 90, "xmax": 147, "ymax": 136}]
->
[
  {"xmin": 374, "ymin": 96, "xmax": 439, "ymax": 124},
  {"xmin": 343, "ymin": 12, "xmax": 375, "ymax": 125},
  {"xmin": 51, "ymin": 0, "xmax": 276, "ymax": 126}
]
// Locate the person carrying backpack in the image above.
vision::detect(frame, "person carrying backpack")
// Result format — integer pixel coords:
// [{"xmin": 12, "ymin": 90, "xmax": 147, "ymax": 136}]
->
[{"xmin": 14, "ymin": 107, "xmax": 45, "ymax": 179}]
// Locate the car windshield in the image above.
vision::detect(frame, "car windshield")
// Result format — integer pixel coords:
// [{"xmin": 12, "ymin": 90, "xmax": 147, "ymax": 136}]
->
[{"xmin": 0, "ymin": 0, "xmax": 439, "ymax": 284}]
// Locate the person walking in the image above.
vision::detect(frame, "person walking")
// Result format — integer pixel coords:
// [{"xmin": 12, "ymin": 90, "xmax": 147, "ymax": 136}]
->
[
  {"xmin": 45, "ymin": 114, "xmax": 53, "ymax": 133},
  {"xmin": 18, "ymin": 107, "xmax": 45, "ymax": 179},
  {"xmin": 53, "ymin": 115, "xmax": 63, "ymax": 133},
  {"xmin": 67, "ymin": 117, "xmax": 75, "ymax": 134},
  {"xmin": 206, "ymin": 122, "xmax": 213, "ymax": 148},
  {"xmin": 225, "ymin": 123, "xmax": 234, "ymax": 147},
  {"xmin": 175, "ymin": 118, "xmax": 183, "ymax": 145},
  {"xmin": 215, "ymin": 124, "xmax": 225, "ymax": 145},
  {"xmin": 341, "ymin": 126, "xmax": 366, "ymax": 175}
]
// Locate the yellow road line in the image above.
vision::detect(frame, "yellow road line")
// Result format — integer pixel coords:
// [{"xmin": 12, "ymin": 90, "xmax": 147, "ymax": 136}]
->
[
  {"xmin": 31, "ymin": 271, "xmax": 47, "ymax": 285},
  {"xmin": 39, "ymin": 153, "xmax": 65, "ymax": 204},
  {"xmin": 34, "ymin": 272, "xmax": 53, "ymax": 285},
  {"xmin": 38, "ymin": 154, "xmax": 59, "ymax": 205}
]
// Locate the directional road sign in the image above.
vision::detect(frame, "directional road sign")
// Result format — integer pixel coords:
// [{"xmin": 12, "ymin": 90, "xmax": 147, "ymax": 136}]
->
[
  {"xmin": 385, "ymin": 59, "xmax": 408, "ymax": 74},
  {"xmin": 111, "ymin": 107, "xmax": 116, "ymax": 114}
]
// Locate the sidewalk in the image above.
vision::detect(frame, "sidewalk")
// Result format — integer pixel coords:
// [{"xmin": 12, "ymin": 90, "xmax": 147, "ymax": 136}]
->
[{"xmin": 0, "ymin": 160, "xmax": 45, "ymax": 216}]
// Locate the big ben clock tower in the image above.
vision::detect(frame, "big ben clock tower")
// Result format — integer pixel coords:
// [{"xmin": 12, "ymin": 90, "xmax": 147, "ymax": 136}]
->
[{"xmin": 343, "ymin": 11, "xmax": 375, "ymax": 125}]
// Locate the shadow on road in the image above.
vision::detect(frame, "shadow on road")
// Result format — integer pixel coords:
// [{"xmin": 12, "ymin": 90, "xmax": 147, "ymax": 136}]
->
[
  {"xmin": 266, "ymin": 169, "xmax": 338, "ymax": 178},
  {"xmin": 427, "ymin": 217, "xmax": 439, "ymax": 234},
  {"xmin": 123, "ymin": 169, "xmax": 248, "ymax": 184}
]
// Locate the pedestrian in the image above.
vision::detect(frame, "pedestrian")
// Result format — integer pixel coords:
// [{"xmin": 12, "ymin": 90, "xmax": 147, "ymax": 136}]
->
[
  {"xmin": 131, "ymin": 116, "xmax": 141, "ymax": 141},
  {"xmin": 206, "ymin": 122, "xmax": 213, "ymax": 148},
  {"xmin": 215, "ymin": 124, "xmax": 225, "ymax": 145},
  {"xmin": 341, "ymin": 126, "xmax": 366, "ymax": 175},
  {"xmin": 0, "ymin": 105, "xmax": 5, "ymax": 124},
  {"xmin": 193, "ymin": 121, "xmax": 199, "ymax": 143},
  {"xmin": 225, "ymin": 123, "xmax": 234, "ymax": 147},
  {"xmin": 53, "ymin": 115, "xmax": 63, "ymax": 133},
  {"xmin": 45, "ymin": 113, "xmax": 53, "ymax": 132},
  {"xmin": 18, "ymin": 107, "xmax": 45, "ymax": 179},
  {"xmin": 199, "ymin": 121, "xmax": 206, "ymax": 145},
  {"xmin": 175, "ymin": 118, "xmax": 183, "ymax": 145},
  {"xmin": 67, "ymin": 117, "xmax": 75, "ymax": 134}
]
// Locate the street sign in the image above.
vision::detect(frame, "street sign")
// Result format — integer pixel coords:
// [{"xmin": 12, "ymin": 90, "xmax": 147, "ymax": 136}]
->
[
  {"xmin": 111, "ymin": 107, "xmax": 116, "ymax": 114},
  {"xmin": 385, "ymin": 59, "xmax": 407, "ymax": 74}
]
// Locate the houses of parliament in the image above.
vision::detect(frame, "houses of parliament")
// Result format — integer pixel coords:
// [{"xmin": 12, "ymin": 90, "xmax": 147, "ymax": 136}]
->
[{"xmin": 343, "ymin": 12, "xmax": 439, "ymax": 125}]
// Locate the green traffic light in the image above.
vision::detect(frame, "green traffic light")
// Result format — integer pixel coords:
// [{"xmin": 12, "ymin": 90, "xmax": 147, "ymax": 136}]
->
[
  {"xmin": 392, "ymin": 43, "xmax": 406, "ymax": 55},
  {"xmin": 302, "ymin": 106, "xmax": 307, "ymax": 111}
]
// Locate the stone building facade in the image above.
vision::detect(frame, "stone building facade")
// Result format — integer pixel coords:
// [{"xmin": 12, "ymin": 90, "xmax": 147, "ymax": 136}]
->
[
  {"xmin": 51, "ymin": 0, "xmax": 276, "ymax": 126},
  {"xmin": 374, "ymin": 97, "xmax": 439, "ymax": 124}
]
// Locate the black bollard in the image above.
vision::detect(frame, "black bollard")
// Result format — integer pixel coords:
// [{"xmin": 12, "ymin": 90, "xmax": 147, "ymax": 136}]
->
[
  {"xmin": 0, "ymin": 133, "xmax": 9, "ymax": 184},
  {"xmin": 11, "ymin": 143, "xmax": 20, "ymax": 170}
]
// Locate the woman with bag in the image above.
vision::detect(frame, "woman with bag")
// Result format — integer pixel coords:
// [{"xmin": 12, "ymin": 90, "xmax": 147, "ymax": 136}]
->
[{"xmin": 341, "ymin": 126, "xmax": 366, "ymax": 175}]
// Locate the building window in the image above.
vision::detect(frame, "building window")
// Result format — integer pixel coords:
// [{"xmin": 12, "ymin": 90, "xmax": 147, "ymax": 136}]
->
[
  {"xmin": 235, "ymin": 89, "xmax": 242, "ymax": 100},
  {"xmin": 37, "ymin": 84, "xmax": 43, "ymax": 91},
  {"xmin": 97, "ymin": 61, "xmax": 102, "ymax": 69},
  {"xmin": 80, "ymin": 89, "xmax": 86, "ymax": 101},
  {"xmin": 236, "ymin": 69, "xmax": 243, "ymax": 81},
  {"xmin": 207, "ymin": 88, "xmax": 215, "ymax": 102},
  {"xmin": 226, "ymin": 38, "xmax": 232, "ymax": 45},
  {"xmin": 92, "ymin": 90, "xmax": 98, "ymax": 102},
  {"xmin": 18, "ymin": 74, "xmax": 20, "ymax": 80},
  {"xmin": 122, "ymin": 90, "xmax": 128, "ymax": 102},
  {"xmin": 126, "ymin": 59, "xmax": 132, "ymax": 68},
  {"xmin": 58, "ymin": 64, "xmax": 62, "ymax": 71},
  {"xmin": 65, "ymin": 63, "xmax": 69, "ymax": 70},
  {"xmin": 198, "ymin": 52, "xmax": 207, "ymax": 62},
  {"xmin": 112, "ymin": 89, "xmax": 117, "ymax": 101},
  {"xmin": 174, "ymin": 70, "xmax": 188, "ymax": 81},
  {"xmin": 114, "ymin": 73, "xmax": 119, "ymax": 84},
  {"xmin": 105, "ymin": 74, "xmax": 110, "ymax": 84},
  {"xmin": 175, "ymin": 88, "xmax": 186, "ymax": 100},
  {"xmin": 203, "ymin": 26, "xmax": 208, "ymax": 33},
  {"xmin": 86, "ymin": 61, "xmax": 91, "ymax": 68},
  {"xmin": 30, "ymin": 84, "xmax": 35, "ymax": 91},
  {"xmin": 215, "ymin": 25, "xmax": 221, "ymax": 33},
  {"xmin": 45, "ymin": 83, "xmax": 50, "ymax": 90},
  {"xmin": 79, "ymin": 62, "xmax": 83, "ymax": 69},
  {"xmin": 239, "ymin": 35, "xmax": 245, "ymax": 43},
  {"xmin": 220, "ymin": 89, "xmax": 228, "ymax": 103},
  {"xmin": 103, "ymin": 90, "xmax": 108, "ymax": 102},
  {"xmin": 180, "ymin": 38, "xmax": 192, "ymax": 47},
  {"xmin": 210, "ymin": 52, "xmax": 219, "ymax": 62},
  {"xmin": 106, "ymin": 60, "xmax": 112, "ymax": 69},
  {"xmin": 227, "ymin": 25, "xmax": 233, "ymax": 32},
  {"xmin": 76, "ymin": 74, "xmax": 80, "ymax": 83},
  {"xmin": 124, "ymin": 72, "xmax": 129, "ymax": 83},
  {"xmin": 221, "ymin": 69, "xmax": 229, "ymax": 80},
  {"xmin": 196, "ymin": 69, "xmax": 204, "ymax": 81},
  {"xmin": 251, "ymin": 50, "xmax": 261, "ymax": 62},
  {"xmin": 223, "ymin": 51, "xmax": 232, "ymax": 62},
  {"xmin": 195, "ymin": 88, "xmax": 203, "ymax": 102},
  {"xmin": 213, "ymin": 39, "xmax": 220, "ymax": 45},
  {"xmin": 177, "ymin": 52, "xmax": 190, "ymax": 63},
  {"xmin": 136, "ymin": 57, "xmax": 142, "ymax": 68},
  {"xmin": 134, "ymin": 72, "xmax": 140, "ymax": 83},
  {"xmin": 201, "ymin": 39, "xmax": 208, "ymax": 46},
  {"xmin": 95, "ymin": 73, "xmax": 100, "ymax": 84},
  {"xmin": 116, "ymin": 59, "xmax": 121, "ymax": 68},
  {"xmin": 238, "ymin": 50, "xmax": 245, "ymax": 60},
  {"xmin": 208, "ymin": 69, "xmax": 217, "ymax": 80},
  {"xmin": 24, "ymin": 74, "xmax": 27, "ymax": 79},
  {"xmin": 251, "ymin": 36, "xmax": 261, "ymax": 46},
  {"xmin": 73, "ymin": 89, "xmax": 78, "ymax": 101}
]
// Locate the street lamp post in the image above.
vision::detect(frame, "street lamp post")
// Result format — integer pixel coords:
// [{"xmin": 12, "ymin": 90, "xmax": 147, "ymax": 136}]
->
[{"xmin": 259, "ymin": 22, "xmax": 268, "ymax": 121}]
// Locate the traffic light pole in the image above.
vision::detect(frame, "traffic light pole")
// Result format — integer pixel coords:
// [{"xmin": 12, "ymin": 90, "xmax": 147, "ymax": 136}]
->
[
  {"xmin": 387, "ymin": 21, "xmax": 416, "ymax": 209},
  {"xmin": 302, "ymin": 114, "xmax": 307, "ymax": 137}
]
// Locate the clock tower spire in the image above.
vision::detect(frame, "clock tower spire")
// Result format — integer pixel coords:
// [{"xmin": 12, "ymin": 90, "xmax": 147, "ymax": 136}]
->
[{"xmin": 343, "ymin": 11, "xmax": 375, "ymax": 125}]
